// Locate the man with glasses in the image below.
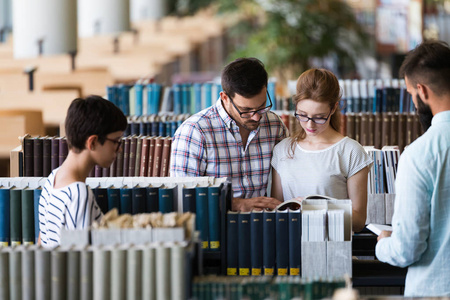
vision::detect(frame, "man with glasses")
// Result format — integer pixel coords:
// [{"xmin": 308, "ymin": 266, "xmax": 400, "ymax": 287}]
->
[{"xmin": 170, "ymin": 58, "xmax": 288, "ymax": 211}]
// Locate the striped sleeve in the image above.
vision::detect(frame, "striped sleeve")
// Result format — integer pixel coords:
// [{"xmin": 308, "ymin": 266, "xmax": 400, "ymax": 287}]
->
[{"xmin": 65, "ymin": 183, "xmax": 103, "ymax": 229}]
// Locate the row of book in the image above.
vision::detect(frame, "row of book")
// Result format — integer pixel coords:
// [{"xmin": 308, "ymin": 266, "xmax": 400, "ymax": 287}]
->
[
  {"xmin": 0, "ymin": 177, "xmax": 230, "ymax": 251},
  {"xmin": 19, "ymin": 135, "xmax": 173, "ymax": 178},
  {"xmin": 106, "ymin": 81, "xmax": 277, "ymax": 116},
  {"xmin": 0, "ymin": 242, "xmax": 191, "ymax": 300},
  {"xmin": 124, "ymin": 113, "xmax": 189, "ymax": 137},
  {"xmin": 364, "ymin": 147, "xmax": 400, "ymax": 195},
  {"xmin": 338, "ymin": 79, "xmax": 415, "ymax": 114},
  {"xmin": 226, "ymin": 200, "xmax": 352, "ymax": 277},
  {"xmin": 192, "ymin": 275, "xmax": 346, "ymax": 300}
]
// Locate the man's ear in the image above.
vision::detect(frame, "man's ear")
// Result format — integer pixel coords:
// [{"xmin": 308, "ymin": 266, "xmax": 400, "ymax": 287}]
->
[
  {"xmin": 417, "ymin": 83, "xmax": 430, "ymax": 102},
  {"xmin": 86, "ymin": 135, "xmax": 98, "ymax": 151},
  {"xmin": 219, "ymin": 91, "xmax": 229, "ymax": 103}
]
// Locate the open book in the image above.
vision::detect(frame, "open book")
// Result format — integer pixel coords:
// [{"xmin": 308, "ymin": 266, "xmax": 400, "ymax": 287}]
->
[
  {"xmin": 273, "ymin": 194, "xmax": 337, "ymax": 211},
  {"xmin": 366, "ymin": 223, "xmax": 392, "ymax": 236}
]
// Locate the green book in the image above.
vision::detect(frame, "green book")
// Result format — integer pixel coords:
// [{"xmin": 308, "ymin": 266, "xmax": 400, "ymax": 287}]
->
[
  {"xmin": 10, "ymin": 188, "xmax": 22, "ymax": 246},
  {"xmin": 195, "ymin": 186, "xmax": 209, "ymax": 250},
  {"xmin": 158, "ymin": 186, "xmax": 175, "ymax": 213},
  {"xmin": 207, "ymin": 185, "xmax": 221, "ymax": 251},
  {"xmin": 21, "ymin": 188, "xmax": 35, "ymax": 245},
  {"xmin": 0, "ymin": 187, "xmax": 11, "ymax": 246}
]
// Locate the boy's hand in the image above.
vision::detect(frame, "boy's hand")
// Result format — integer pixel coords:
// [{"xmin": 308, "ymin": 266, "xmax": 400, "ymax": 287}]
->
[
  {"xmin": 377, "ymin": 230, "xmax": 392, "ymax": 241},
  {"xmin": 232, "ymin": 197, "xmax": 282, "ymax": 212}
]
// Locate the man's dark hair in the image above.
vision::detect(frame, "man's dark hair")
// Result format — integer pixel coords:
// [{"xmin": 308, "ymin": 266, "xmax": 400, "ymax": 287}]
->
[
  {"xmin": 65, "ymin": 95, "xmax": 128, "ymax": 151},
  {"xmin": 399, "ymin": 40, "xmax": 450, "ymax": 96},
  {"xmin": 221, "ymin": 57, "xmax": 268, "ymax": 98}
]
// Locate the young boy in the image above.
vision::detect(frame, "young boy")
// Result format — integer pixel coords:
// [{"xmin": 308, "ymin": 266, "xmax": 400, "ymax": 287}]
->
[{"xmin": 39, "ymin": 95, "xmax": 128, "ymax": 248}]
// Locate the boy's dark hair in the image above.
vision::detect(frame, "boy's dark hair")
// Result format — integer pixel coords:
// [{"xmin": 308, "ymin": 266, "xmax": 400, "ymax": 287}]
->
[
  {"xmin": 221, "ymin": 57, "xmax": 268, "ymax": 98},
  {"xmin": 399, "ymin": 40, "xmax": 450, "ymax": 96},
  {"xmin": 65, "ymin": 95, "xmax": 128, "ymax": 151}
]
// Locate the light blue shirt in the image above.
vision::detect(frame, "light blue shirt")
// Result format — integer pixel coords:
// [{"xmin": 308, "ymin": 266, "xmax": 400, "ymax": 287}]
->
[{"xmin": 375, "ymin": 110, "xmax": 450, "ymax": 297}]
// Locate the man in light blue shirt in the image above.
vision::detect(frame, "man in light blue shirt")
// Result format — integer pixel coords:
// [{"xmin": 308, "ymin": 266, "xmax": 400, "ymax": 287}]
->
[{"xmin": 376, "ymin": 40, "xmax": 450, "ymax": 297}]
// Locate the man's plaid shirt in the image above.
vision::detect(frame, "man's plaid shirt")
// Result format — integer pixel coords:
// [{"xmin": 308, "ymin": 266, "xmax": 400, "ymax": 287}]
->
[{"xmin": 170, "ymin": 99, "xmax": 288, "ymax": 199}]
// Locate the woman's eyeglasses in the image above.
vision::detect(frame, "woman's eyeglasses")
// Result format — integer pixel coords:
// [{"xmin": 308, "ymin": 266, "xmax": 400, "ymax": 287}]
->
[{"xmin": 294, "ymin": 109, "xmax": 333, "ymax": 125}]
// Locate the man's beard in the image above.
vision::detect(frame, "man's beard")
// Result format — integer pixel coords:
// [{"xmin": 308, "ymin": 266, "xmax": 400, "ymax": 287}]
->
[{"xmin": 416, "ymin": 93, "xmax": 433, "ymax": 132}]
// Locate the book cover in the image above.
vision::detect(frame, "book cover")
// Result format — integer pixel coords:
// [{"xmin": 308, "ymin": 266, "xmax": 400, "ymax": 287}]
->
[
  {"xmin": 10, "ymin": 188, "xmax": 22, "ymax": 246},
  {"xmin": 107, "ymin": 187, "xmax": 120, "ymax": 213},
  {"xmin": 23, "ymin": 135, "xmax": 34, "ymax": 177},
  {"xmin": 227, "ymin": 212, "xmax": 239, "ymax": 276},
  {"xmin": 59, "ymin": 138, "xmax": 68, "ymax": 166},
  {"xmin": 158, "ymin": 185, "xmax": 175, "ymax": 213},
  {"xmin": 51, "ymin": 137, "xmax": 60, "ymax": 171},
  {"xmin": 128, "ymin": 135, "xmax": 138, "ymax": 177},
  {"xmin": 146, "ymin": 137, "xmax": 156, "ymax": 177},
  {"xmin": 43, "ymin": 136, "xmax": 52, "ymax": 177},
  {"xmin": 288, "ymin": 209, "xmax": 301, "ymax": 276},
  {"xmin": 21, "ymin": 188, "xmax": 35, "ymax": 245},
  {"xmin": 250, "ymin": 210, "xmax": 263, "ymax": 276},
  {"xmin": 145, "ymin": 186, "xmax": 159, "ymax": 213},
  {"xmin": 122, "ymin": 137, "xmax": 130, "ymax": 177},
  {"xmin": 208, "ymin": 184, "xmax": 221, "ymax": 251},
  {"xmin": 139, "ymin": 137, "xmax": 150, "ymax": 177},
  {"xmin": 93, "ymin": 187, "xmax": 108, "ymax": 214},
  {"xmin": 195, "ymin": 186, "xmax": 209, "ymax": 250},
  {"xmin": 152, "ymin": 137, "xmax": 164, "ymax": 178},
  {"xmin": 182, "ymin": 185, "xmax": 196, "ymax": 213},
  {"xmin": 33, "ymin": 136, "xmax": 43, "ymax": 177},
  {"xmin": 119, "ymin": 186, "xmax": 132, "ymax": 214},
  {"xmin": 0, "ymin": 188, "xmax": 10, "ymax": 246},
  {"xmin": 262, "ymin": 210, "xmax": 276, "ymax": 276},
  {"xmin": 33, "ymin": 188, "xmax": 42, "ymax": 244},
  {"xmin": 276, "ymin": 210, "xmax": 289, "ymax": 276},
  {"xmin": 238, "ymin": 212, "xmax": 251, "ymax": 276},
  {"xmin": 160, "ymin": 137, "xmax": 172, "ymax": 177},
  {"xmin": 131, "ymin": 186, "xmax": 146, "ymax": 215}
]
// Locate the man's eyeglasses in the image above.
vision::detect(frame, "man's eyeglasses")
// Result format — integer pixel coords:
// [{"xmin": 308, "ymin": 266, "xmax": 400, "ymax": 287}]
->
[
  {"xmin": 226, "ymin": 92, "xmax": 272, "ymax": 118},
  {"xmin": 294, "ymin": 109, "xmax": 333, "ymax": 125},
  {"xmin": 105, "ymin": 137, "xmax": 123, "ymax": 152}
]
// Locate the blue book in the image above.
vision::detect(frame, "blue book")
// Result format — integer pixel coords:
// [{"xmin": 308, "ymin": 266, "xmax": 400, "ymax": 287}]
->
[
  {"xmin": 207, "ymin": 185, "xmax": 221, "ymax": 251},
  {"xmin": 262, "ymin": 210, "xmax": 276, "ymax": 276},
  {"xmin": 107, "ymin": 187, "xmax": 120, "ymax": 212},
  {"xmin": 159, "ymin": 122, "xmax": 166, "ymax": 137},
  {"xmin": 10, "ymin": 188, "xmax": 22, "ymax": 246},
  {"xmin": 172, "ymin": 84, "xmax": 182, "ymax": 114},
  {"xmin": 275, "ymin": 210, "xmax": 289, "ymax": 276},
  {"xmin": 182, "ymin": 186, "xmax": 196, "ymax": 213},
  {"xmin": 226, "ymin": 211, "xmax": 239, "ymax": 276},
  {"xmin": 93, "ymin": 187, "xmax": 108, "ymax": 214},
  {"xmin": 165, "ymin": 122, "xmax": 172, "ymax": 137},
  {"xmin": 250, "ymin": 210, "xmax": 263, "ymax": 276},
  {"xmin": 33, "ymin": 188, "xmax": 42, "ymax": 244},
  {"xmin": 152, "ymin": 84, "xmax": 162, "ymax": 114},
  {"xmin": 0, "ymin": 188, "xmax": 10, "ymax": 246},
  {"xmin": 134, "ymin": 84, "xmax": 144, "ymax": 116},
  {"xmin": 182, "ymin": 83, "xmax": 191, "ymax": 114},
  {"xmin": 267, "ymin": 81, "xmax": 276, "ymax": 109},
  {"xmin": 130, "ymin": 122, "xmax": 140, "ymax": 136},
  {"xmin": 119, "ymin": 186, "xmax": 132, "ymax": 214},
  {"xmin": 158, "ymin": 186, "xmax": 175, "ymax": 213},
  {"xmin": 238, "ymin": 212, "xmax": 251, "ymax": 276},
  {"xmin": 106, "ymin": 86, "xmax": 118, "ymax": 107},
  {"xmin": 203, "ymin": 82, "xmax": 212, "ymax": 108},
  {"xmin": 131, "ymin": 187, "xmax": 146, "ymax": 215},
  {"xmin": 21, "ymin": 188, "xmax": 35, "ymax": 245},
  {"xmin": 194, "ymin": 83, "xmax": 202, "ymax": 112},
  {"xmin": 288, "ymin": 209, "xmax": 301, "ymax": 276},
  {"xmin": 151, "ymin": 119, "xmax": 159, "ymax": 137},
  {"xmin": 353, "ymin": 97, "xmax": 361, "ymax": 113},
  {"xmin": 146, "ymin": 83, "xmax": 154, "ymax": 115},
  {"xmin": 119, "ymin": 84, "xmax": 131, "ymax": 116},
  {"xmin": 171, "ymin": 120, "xmax": 178, "ymax": 137},
  {"xmin": 146, "ymin": 186, "xmax": 159, "ymax": 213},
  {"xmin": 374, "ymin": 88, "xmax": 383, "ymax": 114},
  {"xmin": 195, "ymin": 186, "xmax": 209, "ymax": 250}
]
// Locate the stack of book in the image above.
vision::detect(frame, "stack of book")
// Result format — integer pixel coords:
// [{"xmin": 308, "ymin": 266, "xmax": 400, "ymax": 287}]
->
[
  {"xmin": 0, "ymin": 242, "xmax": 192, "ymax": 300},
  {"xmin": 226, "ymin": 198, "xmax": 352, "ymax": 278},
  {"xmin": 125, "ymin": 113, "xmax": 189, "ymax": 137},
  {"xmin": 364, "ymin": 146, "xmax": 400, "ymax": 225},
  {"xmin": 192, "ymin": 275, "xmax": 346, "ymax": 300},
  {"xmin": 15, "ymin": 134, "xmax": 173, "ymax": 178}
]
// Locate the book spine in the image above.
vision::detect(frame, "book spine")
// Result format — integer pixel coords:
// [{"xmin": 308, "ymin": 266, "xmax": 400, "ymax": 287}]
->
[
  {"xmin": 35, "ymin": 248, "xmax": 51, "ymax": 300},
  {"xmin": 170, "ymin": 244, "xmax": 186, "ymax": 300},
  {"xmin": 67, "ymin": 249, "xmax": 81, "ymax": 300},
  {"xmin": 80, "ymin": 247, "xmax": 93, "ymax": 300},
  {"xmin": 263, "ymin": 211, "xmax": 276, "ymax": 276},
  {"xmin": 111, "ymin": 247, "xmax": 126, "ymax": 300},
  {"xmin": 21, "ymin": 189, "xmax": 35, "ymax": 245},
  {"xmin": 43, "ymin": 137, "xmax": 52, "ymax": 177},
  {"xmin": 131, "ymin": 187, "xmax": 146, "ymax": 215},
  {"xmin": 9, "ymin": 248, "xmax": 22, "ymax": 300},
  {"xmin": 182, "ymin": 187, "xmax": 195, "ymax": 213},
  {"xmin": 173, "ymin": 84, "xmax": 182, "ymax": 115},
  {"xmin": 0, "ymin": 189, "xmax": 10, "ymax": 246},
  {"xmin": 142, "ymin": 246, "xmax": 156, "ymax": 300},
  {"xmin": 126, "ymin": 247, "xmax": 143, "ymax": 300},
  {"xmin": 288, "ymin": 209, "xmax": 301, "ymax": 276},
  {"xmin": 158, "ymin": 187, "xmax": 174, "ymax": 213},
  {"xmin": 250, "ymin": 210, "xmax": 263, "ymax": 276},
  {"xmin": 0, "ymin": 247, "xmax": 10, "ymax": 300},
  {"xmin": 152, "ymin": 137, "xmax": 164, "ymax": 178},
  {"xmin": 128, "ymin": 136, "xmax": 137, "ymax": 177},
  {"xmin": 207, "ymin": 186, "xmax": 220, "ymax": 251},
  {"xmin": 59, "ymin": 138, "xmax": 68, "ymax": 166},
  {"xmin": 115, "ymin": 138, "xmax": 125, "ymax": 176},
  {"xmin": 147, "ymin": 137, "xmax": 156, "ymax": 177},
  {"xmin": 122, "ymin": 137, "xmax": 130, "ymax": 177},
  {"xmin": 145, "ymin": 187, "xmax": 159, "ymax": 213},
  {"xmin": 10, "ymin": 189, "xmax": 22, "ymax": 246},
  {"xmin": 139, "ymin": 137, "xmax": 150, "ymax": 176},
  {"xmin": 51, "ymin": 249, "xmax": 68, "ymax": 300},
  {"xmin": 33, "ymin": 137, "xmax": 43, "ymax": 177},
  {"xmin": 93, "ymin": 247, "xmax": 111, "ymax": 300},
  {"xmin": 226, "ymin": 211, "xmax": 239, "ymax": 276},
  {"xmin": 156, "ymin": 244, "xmax": 171, "ymax": 300},
  {"xmin": 134, "ymin": 137, "xmax": 143, "ymax": 176},
  {"xmin": 160, "ymin": 137, "xmax": 172, "ymax": 177},
  {"xmin": 107, "ymin": 188, "xmax": 120, "ymax": 213},
  {"xmin": 238, "ymin": 212, "xmax": 251, "ymax": 276},
  {"xmin": 93, "ymin": 188, "xmax": 108, "ymax": 214},
  {"xmin": 51, "ymin": 138, "xmax": 59, "ymax": 171},
  {"xmin": 276, "ymin": 210, "xmax": 289, "ymax": 275},
  {"xmin": 119, "ymin": 188, "xmax": 132, "ymax": 215},
  {"xmin": 24, "ymin": 138, "xmax": 34, "ymax": 177},
  {"xmin": 195, "ymin": 186, "xmax": 209, "ymax": 250},
  {"xmin": 135, "ymin": 84, "xmax": 143, "ymax": 116},
  {"xmin": 21, "ymin": 247, "xmax": 35, "ymax": 300}
]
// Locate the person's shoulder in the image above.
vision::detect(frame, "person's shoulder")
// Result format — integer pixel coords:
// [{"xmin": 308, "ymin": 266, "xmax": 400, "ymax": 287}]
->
[
  {"xmin": 180, "ymin": 106, "xmax": 219, "ymax": 128},
  {"xmin": 339, "ymin": 136, "xmax": 366, "ymax": 151},
  {"xmin": 265, "ymin": 111, "xmax": 285, "ymax": 124}
]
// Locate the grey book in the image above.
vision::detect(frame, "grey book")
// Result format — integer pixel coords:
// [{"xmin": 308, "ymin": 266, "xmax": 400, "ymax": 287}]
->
[
  {"xmin": 80, "ymin": 246, "xmax": 93, "ymax": 300},
  {"xmin": 9, "ymin": 246, "xmax": 23, "ymax": 300},
  {"xmin": 170, "ymin": 243, "xmax": 186, "ymax": 300},
  {"xmin": 51, "ymin": 247, "xmax": 68, "ymax": 300},
  {"xmin": 156, "ymin": 243, "xmax": 171, "ymax": 300},
  {"xmin": 142, "ymin": 245, "xmax": 156, "ymax": 300},
  {"xmin": 93, "ymin": 246, "xmax": 111, "ymax": 300},
  {"xmin": 35, "ymin": 247, "xmax": 52, "ymax": 300},
  {"xmin": 0, "ymin": 248, "xmax": 10, "ymax": 300},
  {"xmin": 126, "ymin": 246, "xmax": 143, "ymax": 300},
  {"xmin": 21, "ymin": 245, "xmax": 36, "ymax": 300},
  {"xmin": 67, "ymin": 247, "xmax": 81, "ymax": 300},
  {"xmin": 111, "ymin": 245, "xmax": 127, "ymax": 300}
]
